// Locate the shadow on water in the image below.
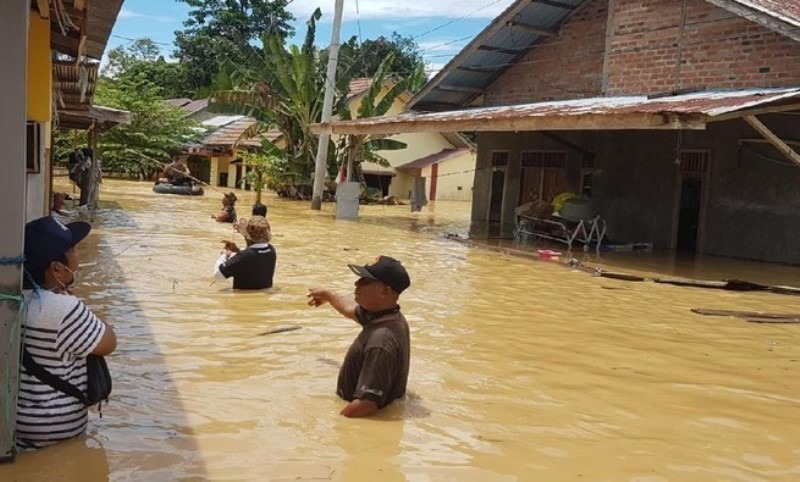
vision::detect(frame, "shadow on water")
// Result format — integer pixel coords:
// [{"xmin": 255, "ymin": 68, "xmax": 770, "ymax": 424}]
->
[{"xmin": 0, "ymin": 199, "xmax": 208, "ymax": 481}]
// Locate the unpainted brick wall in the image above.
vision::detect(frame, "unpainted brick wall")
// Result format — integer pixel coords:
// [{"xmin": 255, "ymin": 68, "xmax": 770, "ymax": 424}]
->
[
  {"xmin": 606, "ymin": 0, "xmax": 800, "ymax": 94},
  {"xmin": 484, "ymin": 0, "xmax": 608, "ymax": 105},
  {"xmin": 484, "ymin": 0, "xmax": 800, "ymax": 104}
]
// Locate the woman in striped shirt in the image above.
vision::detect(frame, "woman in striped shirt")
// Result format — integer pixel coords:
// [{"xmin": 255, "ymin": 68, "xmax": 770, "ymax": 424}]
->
[{"xmin": 18, "ymin": 216, "xmax": 117, "ymax": 449}]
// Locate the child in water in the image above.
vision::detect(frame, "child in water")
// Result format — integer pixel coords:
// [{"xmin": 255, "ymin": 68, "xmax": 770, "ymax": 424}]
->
[{"xmin": 211, "ymin": 192, "xmax": 237, "ymax": 223}]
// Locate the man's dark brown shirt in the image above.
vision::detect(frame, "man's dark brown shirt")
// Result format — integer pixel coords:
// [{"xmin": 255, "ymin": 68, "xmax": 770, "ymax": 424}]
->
[{"xmin": 337, "ymin": 306, "xmax": 410, "ymax": 408}]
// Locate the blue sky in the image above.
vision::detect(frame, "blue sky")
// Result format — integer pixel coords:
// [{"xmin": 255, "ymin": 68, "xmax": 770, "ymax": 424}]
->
[{"xmin": 109, "ymin": 0, "xmax": 516, "ymax": 75}]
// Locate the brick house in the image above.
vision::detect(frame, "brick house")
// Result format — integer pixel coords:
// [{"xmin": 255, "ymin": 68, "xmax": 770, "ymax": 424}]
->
[{"xmin": 314, "ymin": 0, "xmax": 800, "ymax": 264}]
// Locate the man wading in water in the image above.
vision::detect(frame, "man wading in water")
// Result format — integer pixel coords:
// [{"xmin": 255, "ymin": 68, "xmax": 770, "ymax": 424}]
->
[{"xmin": 307, "ymin": 256, "xmax": 411, "ymax": 418}]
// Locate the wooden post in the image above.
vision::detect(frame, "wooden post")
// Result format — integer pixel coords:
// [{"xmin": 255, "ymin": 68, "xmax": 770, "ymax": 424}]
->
[
  {"xmin": 743, "ymin": 115, "xmax": 800, "ymax": 168},
  {"xmin": 0, "ymin": 0, "xmax": 29, "ymax": 463}
]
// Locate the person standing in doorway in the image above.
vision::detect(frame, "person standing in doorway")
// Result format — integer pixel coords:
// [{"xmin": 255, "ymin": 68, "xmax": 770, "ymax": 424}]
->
[{"xmin": 307, "ymin": 256, "xmax": 411, "ymax": 418}]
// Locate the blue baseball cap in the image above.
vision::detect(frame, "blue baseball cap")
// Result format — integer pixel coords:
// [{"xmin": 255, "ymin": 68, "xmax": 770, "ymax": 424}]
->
[{"xmin": 24, "ymin": 216, "xmax": 91, "ymax": 269}]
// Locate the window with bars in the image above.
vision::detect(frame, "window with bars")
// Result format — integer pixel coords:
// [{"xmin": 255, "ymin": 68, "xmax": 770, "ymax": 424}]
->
[
  {"xmin": 519, "ymin": 151, "xmax": 568, "ymax": 205},
  {"xmin": 520, "ymin": 151, "xmax": 566, "ymax": 169},
  {"xmin": 491, "ymin": 151, "xmax": 509, "ymax": 167},
  {"xmin": 679, "ymin": 150, "xmax": 711, "ymax": 174}
]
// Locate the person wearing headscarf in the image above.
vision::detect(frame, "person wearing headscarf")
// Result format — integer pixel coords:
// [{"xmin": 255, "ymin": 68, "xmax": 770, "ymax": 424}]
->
[
  {"xmin": 213, "ymin": 215, "xmax": 276, "ymax": 289},
  {"xmin": 211, "ymin": 192, "xmax": 238, "ymax": 223}
]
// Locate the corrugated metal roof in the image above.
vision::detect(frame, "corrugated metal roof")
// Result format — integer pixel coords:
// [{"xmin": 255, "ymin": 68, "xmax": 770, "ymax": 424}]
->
[
  {"xmin": 165, "ymin": 98, "xmax": 192, "ymax": 108},
  {"xmin": 201, "ymin": 118, "xmax": 281, "ymax": 148},
  {"xmin": 183, "ymin": 98, "xmax": 210, "ymax": 115},
  {"xmin": 409, "ymin": 0, "xmax": 586, "ymax": 111},
  {"xmin": 201, "ymin": 115, "xmax": 246, "ymax": 128},
  {"xmin": 315, "ymin": 88, "xmax": 800, "ymax": 134},
  {"xmin": 398, "ymin": 148, "xmax": 472, "ymax": 169},
  {"xmin": 730, "ymin": 0, "xmax": 800, "ymax": 27}
]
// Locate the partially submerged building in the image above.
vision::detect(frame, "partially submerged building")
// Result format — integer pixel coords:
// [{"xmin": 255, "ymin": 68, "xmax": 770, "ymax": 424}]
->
[{"xmin": 314, "ymin": 0, "xmax": 800, "ymax": 264}]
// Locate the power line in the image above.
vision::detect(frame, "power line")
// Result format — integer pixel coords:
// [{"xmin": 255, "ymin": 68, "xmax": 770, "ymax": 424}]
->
[{"xmin": 410, "ymin": 0, "xmax": 508, "ymax": 41}]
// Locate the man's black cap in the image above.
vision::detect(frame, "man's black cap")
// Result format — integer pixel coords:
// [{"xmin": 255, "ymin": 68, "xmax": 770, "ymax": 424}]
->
[{"xmin": 348, "ymin": 255, "xmax": 410, "ymax": 294}]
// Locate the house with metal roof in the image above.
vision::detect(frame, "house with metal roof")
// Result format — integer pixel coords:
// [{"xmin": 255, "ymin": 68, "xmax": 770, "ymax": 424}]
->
[
  {"xmin": 350, "ymin": 78, "xmax": 477, "ymax": 202},
  {"xmin": 184, "ymin": 78, "xmax": 477, "ymax": 200},
  {"xmin": 314, "ymin": 0, "xmax": 800, "ymax": 264}
]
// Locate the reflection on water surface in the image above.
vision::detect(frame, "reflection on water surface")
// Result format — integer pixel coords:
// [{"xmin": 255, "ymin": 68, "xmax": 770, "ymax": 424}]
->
[{"xmin": 2, "ymin": 179, "xmax": 799, "ymax": 481}]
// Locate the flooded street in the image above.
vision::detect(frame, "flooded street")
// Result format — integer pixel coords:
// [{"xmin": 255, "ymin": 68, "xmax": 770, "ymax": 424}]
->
[{"xmin": 3, "ymin": 178, "xmax": 800, "ymax": 481}]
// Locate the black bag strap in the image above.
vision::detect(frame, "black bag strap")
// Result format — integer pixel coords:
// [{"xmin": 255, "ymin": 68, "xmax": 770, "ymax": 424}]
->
[{"xmin": 22, "ymin": 349, "xmax": 91, "ymax": 406}]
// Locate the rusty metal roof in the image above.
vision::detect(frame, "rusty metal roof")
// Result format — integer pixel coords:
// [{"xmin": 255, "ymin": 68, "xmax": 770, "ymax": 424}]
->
[
  {"xmin": 706, "ymin": 0, "xmax": 800, "ymax": 41},
  {"xmin": 59, "ymin": 105, "xmax": 132, "ymax": 130},
  {"xmin": 201, "ymin": 118, "xmax": 281, "ymax": 148},
  {"xmin": 726, "ymin": 0, "xmax": 800, "ymax": 27},
  {"xmin": 314, "ymin": 88, "xmax": 800, "ymax": 135}
]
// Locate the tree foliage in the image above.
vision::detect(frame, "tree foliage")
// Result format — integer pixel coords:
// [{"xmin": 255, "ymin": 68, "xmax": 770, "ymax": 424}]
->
[
  {"xmin": 92, "ymin": 76, "xmax": 202, "ymax": 179},
  {"xmin": 174, "ymin": 0, "xmax": 294, "ymax": 96},
  {"xmin": 337, "ymin": 33, "xmax": 427, "ymax": 91},
  {"xmin": 103, "ymin": 39, "xmax": 191, "ymax": 99},
  {"xmin": 211, "ymin": 9, "xmax": 342, "ymax": 188}
]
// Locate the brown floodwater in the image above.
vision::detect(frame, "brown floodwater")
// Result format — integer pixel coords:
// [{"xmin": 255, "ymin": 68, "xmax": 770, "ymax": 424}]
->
[{"xmin": 2, "ymin": 179, "xmax": 800, "ymax": 481}]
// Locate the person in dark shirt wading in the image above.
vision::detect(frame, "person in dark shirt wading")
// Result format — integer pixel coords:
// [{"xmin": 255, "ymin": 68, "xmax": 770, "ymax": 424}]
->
[
  {"xmin": 213, "ymin": 215, "xmax": 276, "ymax": 289},
  {"xmin": 307, "ymin": 256, "xmax": 411, "ymax": 418}
]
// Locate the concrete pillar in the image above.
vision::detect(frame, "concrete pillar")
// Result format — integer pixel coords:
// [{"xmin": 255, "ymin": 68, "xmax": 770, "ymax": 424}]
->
[{"xmin": 0, "ymin": 0, "xmax": 29, "ymax": 463}]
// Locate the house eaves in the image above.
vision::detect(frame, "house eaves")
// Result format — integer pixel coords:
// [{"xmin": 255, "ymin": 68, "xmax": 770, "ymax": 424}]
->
[
  {"xmin": 408, "ymin": 0, "xmax": 589, "ymax": 112},
  {"xmin": 313, "ymin": 88, "xmax": 800, "ymax": 135},
  {"xmin": 705, "ymin": 0, "xmax": 800, "ymax": 42}
]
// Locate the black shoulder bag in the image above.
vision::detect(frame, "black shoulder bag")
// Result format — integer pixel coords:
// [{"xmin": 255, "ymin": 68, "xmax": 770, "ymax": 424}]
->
[{"xmin": 22, "ymin": 350, "xmax": 113, "ymax": 416}]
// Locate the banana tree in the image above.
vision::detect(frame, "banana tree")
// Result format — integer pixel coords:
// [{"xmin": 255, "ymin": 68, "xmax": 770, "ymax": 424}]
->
[
  {"xmin": 238, "ymin": 138, "xmax": 284, "ymax": 204},
  {"xmin": 335, "ymin": 56, "xmax": 424, "ymax": 182},
  {"xmin": 210, "ymin": 8, "xmax": 347, "ymax": 188}
]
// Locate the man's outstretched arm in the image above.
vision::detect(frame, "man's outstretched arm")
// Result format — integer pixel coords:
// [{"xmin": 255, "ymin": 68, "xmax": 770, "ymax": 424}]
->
[{"xmin": 307, "ymin": 288, "xmax": 357, "ymax": 320}]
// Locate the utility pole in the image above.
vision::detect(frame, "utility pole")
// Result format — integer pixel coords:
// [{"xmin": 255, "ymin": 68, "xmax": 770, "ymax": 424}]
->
[{"xmin": 310, "ymin": 0, "xmax": 345, "ymax": 210}]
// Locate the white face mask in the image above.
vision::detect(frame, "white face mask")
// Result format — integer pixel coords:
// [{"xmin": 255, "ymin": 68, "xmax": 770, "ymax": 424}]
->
[{"xmin": 56, "ymin": 262, "xmax": 79, "ymax": 291}]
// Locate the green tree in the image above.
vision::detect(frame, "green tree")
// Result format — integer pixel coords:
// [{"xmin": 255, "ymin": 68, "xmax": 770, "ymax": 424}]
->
[
  {"xmin": 239, "ymin": 139, "xmax": 283, "ymax": 203},
  {"xmin": 336, "ymin": 33, "xmax": 427, "ymax": 91},
  {"xmin": 103, "ymin": 39, "xmax": 191, "ymax": 99},
  {"xmin": 93, "ymin": 76, "xmax": 202, "ymax": 179},
  {"xmin": 174, "ymin": 0, "xmax": 294, "ymax": 95},
  {"xmin": 211, "ymin": 8, "xmax": 342, "ymax": 196}
]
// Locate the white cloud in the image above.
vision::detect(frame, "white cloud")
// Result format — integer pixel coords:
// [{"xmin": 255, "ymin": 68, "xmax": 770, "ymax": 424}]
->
[
  {"xmin": 117, "ymin": 8, "xmax": 176, "ymax": 23},
  {"xmin": 289, "ymin": 0, "xmax": 515, "ymax": 21}
]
